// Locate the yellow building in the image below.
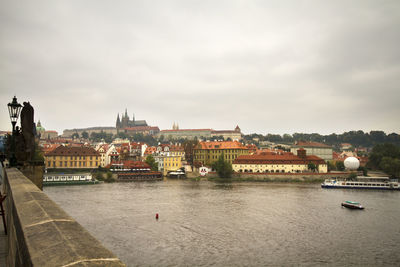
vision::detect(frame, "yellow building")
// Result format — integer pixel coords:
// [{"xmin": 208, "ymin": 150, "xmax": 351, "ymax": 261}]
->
[
  {"xmin": 162, "ymin": 155, "xmax": 182, "ymax": 176},
  {"xmin": 45, "ymin": 145, "xmax": 101, "ymax": 169},
  {"xmin": 169, "ymin": 145, "xmax": 185, "ymax": 160},
  {"xmin": 193, "ymin": 141, "xmax": 249, "ymax": 166},
  {"xmin": 232, "ymin": 149, "xmax": 328, "ymax": 173}
]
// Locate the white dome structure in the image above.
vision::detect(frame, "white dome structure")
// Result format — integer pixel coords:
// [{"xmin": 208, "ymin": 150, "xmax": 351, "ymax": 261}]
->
[{"xmin": 344, "ymin": 157, "xmax": 360, "ymax": 170}]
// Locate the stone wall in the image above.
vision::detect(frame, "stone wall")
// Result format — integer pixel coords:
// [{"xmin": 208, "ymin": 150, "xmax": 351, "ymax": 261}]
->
[
  {"xmin": 232, "ymin": 172, "xmax": 350, "ymax": 181},
  {"xmin": 3, "ymin": 168, "xmax": 125, "ymax": 266},
  {"xmin": 62, "ymin": 127, "xmax": 117, "ymax": 137}
]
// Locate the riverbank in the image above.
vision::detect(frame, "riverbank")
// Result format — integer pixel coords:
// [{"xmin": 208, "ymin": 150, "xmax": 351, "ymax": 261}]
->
[{"xmin": 186, "ymin": 171, "xmax": 350, "ymax": 183}]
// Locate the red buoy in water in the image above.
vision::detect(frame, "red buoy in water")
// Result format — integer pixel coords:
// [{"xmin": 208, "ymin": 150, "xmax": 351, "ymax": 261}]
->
[{"xmin": 155, "ymin": 213, "xmax": 159, "ymax": 220}]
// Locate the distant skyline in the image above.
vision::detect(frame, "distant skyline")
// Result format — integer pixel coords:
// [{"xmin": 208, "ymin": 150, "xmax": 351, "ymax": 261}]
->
[{"xmin": 1, "ymin": 1, "xmax": 400, "ymax": 135}]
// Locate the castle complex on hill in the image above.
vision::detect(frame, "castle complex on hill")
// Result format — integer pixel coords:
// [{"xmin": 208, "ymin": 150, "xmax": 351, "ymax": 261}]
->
[
  {"xmin": 116, "ymin": 109, "xmax": 148, "ymax": 130},
  {"xmin": 63, "ymin": 109, "xmax": 154, "ymax": 137}
]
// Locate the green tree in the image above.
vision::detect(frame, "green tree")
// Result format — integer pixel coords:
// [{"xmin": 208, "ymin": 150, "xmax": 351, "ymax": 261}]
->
[
  {"xmin": 95, "ymin": 172, "xmax": 104, "ymax": 181},
  {"xmin": 116, "ymin": 132, "xmax": 129, "ymax": 139},
  {"xmin": 145, "ymin": 155, "xmax": 158, "ymax": 171},
  {"xmin": 358, "ymin": 166, "xmax": 368, "ymax": 176},
  {"xmin": 368, "ymin": 143, "xmax": 400, "ymax": 169},
  {"xmin": 336, "ymin": 161, "xmax": 345, "ymax": 171},
  {"xmin": 81, "ymin": 131, "xmax": 89, "ymax": 139},
  {"xmin": 211, "ymin": 153, "xmax": 233, "ymax": 178},
  {"xmin": 379, "ymin": 157, "xmax": 400, "ymax": 178},
  {"xmin": 72, "ymin": 132, "xmax": 79, "ymax": 139},
  {"xmin": 104, "ymin": 171, "xmax": 115, "ymax": 183},
  {"xmin": 327, "ymin": 161, "xmax": 336, "ymax": 171},
  {"xmin": 307, "ymin": 162, "xmax": 317, "ymax": 172},
  {"xmin": 348, "ymin": 172, "xmax": 357, "ymax": 180}
]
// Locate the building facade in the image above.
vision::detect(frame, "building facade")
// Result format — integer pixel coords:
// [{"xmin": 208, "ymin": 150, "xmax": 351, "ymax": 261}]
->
[
  {"xmin": 290, "ymin": 141, "xmax": 333, "ymax": 161},
  {"xmin": 157, "ymin": 126, "xmax": 242, "ymax": 141},
  {"xmin": 211, "ymin": 126, "xmax": 242, "ymax": 140},
  {"xmin": 62, "ymin": 127, "xmax": 117, "ymax": 138},
  {"xmin": 193, "ymin": 141, "xmax": 249, "ymax": 166},
  {"xmin": 45, "ymin": 145, "xmax": 101, "ymax": 169},
  {"xmin": 158, "ymin": 129, "xmax": 213, "ymax": 140},
  {"xmin": 233, "ymin": 149, "xmax": 328, "ymax": 173}
]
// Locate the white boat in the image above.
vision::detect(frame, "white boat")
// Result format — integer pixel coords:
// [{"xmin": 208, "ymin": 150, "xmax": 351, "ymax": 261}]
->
[
  {"xmin": 167, "ymin": 169, "xmax": 186, "ymax": 178},
  {"xmin": 321, "ymin": 176, "xmax": 400, "ymax": 190}
]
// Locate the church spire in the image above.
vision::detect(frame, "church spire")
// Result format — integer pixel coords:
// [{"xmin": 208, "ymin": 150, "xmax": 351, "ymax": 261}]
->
[
  {"xmin": 124, "ymin": 108, "xmax": 128, "ymax": 118},
  {"xmin": 116, "ymin": 113, "xmax": 121, "ymax": 128}
]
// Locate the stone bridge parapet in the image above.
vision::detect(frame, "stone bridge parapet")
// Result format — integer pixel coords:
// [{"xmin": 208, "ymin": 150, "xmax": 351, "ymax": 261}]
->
[{"xmin": 3, "ymin": 168, "xmax": 125, "ymax": 266}]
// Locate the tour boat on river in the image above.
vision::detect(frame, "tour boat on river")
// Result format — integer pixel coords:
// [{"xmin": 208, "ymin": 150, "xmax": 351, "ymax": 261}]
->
[{"xmin": 321, "ymin": 176, "xmax": 400, "ymax": 190}]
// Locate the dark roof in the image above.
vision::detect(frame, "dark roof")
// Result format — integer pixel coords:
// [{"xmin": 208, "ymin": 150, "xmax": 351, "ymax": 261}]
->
[
  {"xmin": 45, "ymin": 146, "xmax": 100, "ymax": 156},
  {"xmin": 293, "ymin": 141, "xmax": 331, "ymax": 148}
]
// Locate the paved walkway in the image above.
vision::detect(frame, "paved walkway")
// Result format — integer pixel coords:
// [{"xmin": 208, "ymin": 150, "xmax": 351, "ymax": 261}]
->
[
  {"xmin": 0, "ymin": 230, "xmax": 6, "ymax": 266},
  {"xmin": 0, "ymin": 163, "xmax": 7, "ymax": 266}
]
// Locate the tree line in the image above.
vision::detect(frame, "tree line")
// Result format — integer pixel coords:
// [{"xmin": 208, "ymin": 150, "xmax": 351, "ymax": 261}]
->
[{"xmin": 243, "ymin": 130, "xmax": 400, "ymax": 149}]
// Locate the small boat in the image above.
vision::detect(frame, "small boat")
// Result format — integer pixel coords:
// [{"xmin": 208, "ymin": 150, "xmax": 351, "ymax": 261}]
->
[
  {"xmin": 341, "ymin": 201, "xmax": 364, "ymax": 209},
  {"xmin": 167, "ymin": 168, "xmax": 186, "ymax": 179}
]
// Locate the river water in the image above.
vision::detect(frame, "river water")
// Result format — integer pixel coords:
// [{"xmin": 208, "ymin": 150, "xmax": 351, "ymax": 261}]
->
[{"xmin": 44, "ymin": 180, "xmax": 400, "ymax": 266}]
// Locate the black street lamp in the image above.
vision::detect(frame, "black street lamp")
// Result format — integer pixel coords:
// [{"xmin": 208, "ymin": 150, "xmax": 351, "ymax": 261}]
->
[
  {"xmin": 7, "ymin": 96, "xmax": 22, "ymax": 166},
  {"xmin": 8, "ymin": 96, "xmax": 22, "ymax": 134}
]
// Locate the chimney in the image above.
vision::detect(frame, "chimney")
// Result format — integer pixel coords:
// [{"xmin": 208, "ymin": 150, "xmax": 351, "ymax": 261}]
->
[{"xmin": 297, "ymin": 148, "xmax": 306, "ymax": 158}]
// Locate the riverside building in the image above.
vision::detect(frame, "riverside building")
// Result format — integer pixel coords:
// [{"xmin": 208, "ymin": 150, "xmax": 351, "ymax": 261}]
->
[
  {"xmin": 45, "ymin": 145, "xmax": 101, "ymax": 169},
  {"xmin": 193, "ymin": 141, "xmax": 249, "ymax": 166},
  {"xmin": 233, "ymin": 148, "xmax": 328, "ymax": 173}
]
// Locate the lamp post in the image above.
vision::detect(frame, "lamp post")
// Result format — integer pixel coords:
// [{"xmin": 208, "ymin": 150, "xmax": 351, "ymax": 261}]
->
[
  {"xmin": 7, "ymin": 96, "xmax": 22, "ymax": 166},
  {"xmin": 8, "ymin": 96, "xmax": 22, "ymax": 134}
]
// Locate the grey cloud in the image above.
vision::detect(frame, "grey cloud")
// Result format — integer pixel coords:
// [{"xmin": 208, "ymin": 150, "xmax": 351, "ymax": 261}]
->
[{"xmin": 1, "ymin": 0, "xmax": 399, "ymax": 135}]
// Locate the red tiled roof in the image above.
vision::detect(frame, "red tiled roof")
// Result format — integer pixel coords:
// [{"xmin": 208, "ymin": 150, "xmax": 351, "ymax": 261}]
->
[
  {"xmin": 41, "ymin": 144, "xmax": 61, "ymax": 153},
  {"xmin": 170, "ymin": 145, "xmax": 184, "ymax": 152},
  {"xmin": 196, "ymin": 141, "xmax": 248, "ymax": 150},
  {"xmin": 45, "ymin": 145, "xmax": 100, "ymax": 156},
  {"xmin": 233, "ymin": 154, "xmax": 325, "ymax": 165},
  {"xmin": 144, "ymin": 146, "xmax": 157, "ymax": 155}
]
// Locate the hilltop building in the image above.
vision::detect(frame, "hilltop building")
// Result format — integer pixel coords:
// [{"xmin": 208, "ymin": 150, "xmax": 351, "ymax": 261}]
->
[
  {"xmin": 157, "ymin": 125, "xmax": 242, "ymax": 141},
  {"xmin": 63, "ymin": 127, "xmax": 117, "ymax": 138},
  {"xmin": 116, "ymin": 109, "xmax": 148, "ymax": 131},
  {"xmin": 62, "ymin": 109, "xmax": 155, "ymax": 137},
  {"xmin": 36, "ymin": 120, "xmax": 59, "ymax": 139}
]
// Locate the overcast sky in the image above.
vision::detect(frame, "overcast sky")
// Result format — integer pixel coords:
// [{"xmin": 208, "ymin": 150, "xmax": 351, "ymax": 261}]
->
[{"xmin": 1, "ymin": 0, "xmax": 399, "ymax": 135}]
